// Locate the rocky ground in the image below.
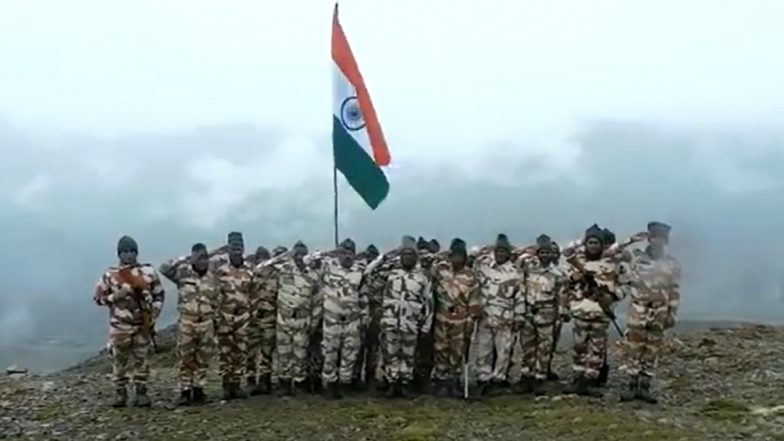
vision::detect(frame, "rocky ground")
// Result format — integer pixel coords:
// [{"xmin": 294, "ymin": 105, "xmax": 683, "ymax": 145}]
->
[{"xmin": 2, "ymin": 323, "xmax": 784, "ymax": 441}]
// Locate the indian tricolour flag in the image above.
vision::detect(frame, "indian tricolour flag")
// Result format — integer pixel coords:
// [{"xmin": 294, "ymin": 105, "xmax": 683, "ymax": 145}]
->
[{"xmin": 332, "ymin": 3, "xmax": 391, "ymax": 209}]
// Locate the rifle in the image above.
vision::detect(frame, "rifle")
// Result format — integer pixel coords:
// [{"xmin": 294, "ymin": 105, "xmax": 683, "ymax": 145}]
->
[
  {"xmin": 463, "ymin": 319, "xmax": 479, "ymax": 401},
  {"xmin": 116, "ymin": 268, "xmax": 158, "ymax": 352}
]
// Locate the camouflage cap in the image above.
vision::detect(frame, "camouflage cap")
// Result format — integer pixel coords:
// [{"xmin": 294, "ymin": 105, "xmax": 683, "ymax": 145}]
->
[
  {"xmin": 495, "ymin": 233, "xmax": 512, "ymax": 250},
  {"xmin": 647, "ymin": 221, "xmax": 672, "ymax": 238},
  {"xmin": 584, "ymin": 224, "xmax": 605, "ymax": 244},
  {"xmin": 272, "ymin": 246, "xmax": 288, "ymax": 256},
  {"xmin": 117, "ymin": 235, "xmax": 138, "ymax": 253},
  {"xmin": 339, "ymin": 238, "xmax": 356, "ymax": 254},
  {"xmin": 255, "ymin": 246, "xmax": 271, "ymax": 259},
  {"xmin": 293, "ymin": 240, "xmax": 308, "ymax": 253},
  {"xmin": 365, "ymin": 244, "xmax": 379, "ymax": 255},
  {"xmin": 416, "ymin": 236, "xmax": 429, "ymax": 250},
  {"xmin": 429, "ymin": 238, "xmax": 441, "ymax": 252},
  {"xmin": 450, "ymin": 238, "xmax": 467, "ymax": 256},
  {"xmin": 401, "ymin": 235, "xmax": 417, "ymax": 251}
]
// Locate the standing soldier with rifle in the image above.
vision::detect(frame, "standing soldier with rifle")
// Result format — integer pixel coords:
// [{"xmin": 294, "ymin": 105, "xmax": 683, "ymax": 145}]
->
[
  {"xmin": 93, "ymin": 235, "xmax": 164, "ymax": 408},
  {"xmin": 620, "ymin": 222, "xmax": 681, "ymax": 404},
  {"xmin": 509, "ymin": 235, "xmax": 569, "ymax": 396},
  {"xmin": 214, "ymin": 232, "xmax": 257, "ymax": 400},
  {"xmin": 564, "ymin": 225, "xmax": 634, "ymax": 397},
  {"xmin": 159, "ymin": 243, "xmax": 219, "ymax": 407},
  {"xmin": 429, "ymin": 238, "xmax": 480, "ymax": 398}
]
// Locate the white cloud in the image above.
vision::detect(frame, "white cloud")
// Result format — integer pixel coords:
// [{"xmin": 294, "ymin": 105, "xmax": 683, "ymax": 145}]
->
[{"xmin": 9, "ymin": 173, "xmax": 50, "ymax": 209}]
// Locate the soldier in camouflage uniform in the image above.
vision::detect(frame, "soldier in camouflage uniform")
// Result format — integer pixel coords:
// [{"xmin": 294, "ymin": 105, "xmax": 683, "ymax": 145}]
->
[
  {"xmin": 509, "ymin": 235, "xmax": 568, "ymax": 395},
  {"xmin": 620, "ymin": 222, "xmax": 681, "ymax": 404},
  {"xmin": 258, "ymin": 241, "xmax": 319, "ymax": 396},
  {"xmin": 353, "ymin": 244, "xmax": 383, "ymax": 388},
  {"xmin": 214, "ymin": 232, "xmax": 257, "ymax": 400},
  {"xmin": 564, "ymin": 225, "xmax": 634, "ymax": 397},
  {"xmin": 430, "ymin": 238, "xmax": 480, "ymax": 397},
  {"xmin": 93, "ymin": 236, "xmax": 165, "ymax": 408},
  {"xmin": 160, "ymin": 243, "xmax": 218, "ymax": 406},
  {"xmin": 379, "ymin": 236, "xmax": 433, "ymax": 398},
  {"xmin": 246, "ymin": 247, "xmax": 274, "ymax": 395},
  {"xmin": 316, "ymin": 239, "xmax": 369, "ymax": 398},
  {"xmin": 414, "ymin": 237, "xmax": 438, "ymax": 393},
  {"xmin": 473, "ymin": 234, "xmax": 522, "ymax": 396}
]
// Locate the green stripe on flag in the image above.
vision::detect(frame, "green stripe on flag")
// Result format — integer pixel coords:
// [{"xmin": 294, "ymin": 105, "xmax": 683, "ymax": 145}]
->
[{"xmin": 333, "ymin": 116, "xmax": 389, "ymax": 209}]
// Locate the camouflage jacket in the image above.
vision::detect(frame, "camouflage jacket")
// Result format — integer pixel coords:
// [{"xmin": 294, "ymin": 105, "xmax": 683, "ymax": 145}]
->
[
  {"xmin": 520, "ymin": 258, "xmax": 569, "ymax": 325},
  {"xmin": 260, "ymin": 254, "xmax": 320, "ymax": 328},
  {"xmin": 214, "ymin": 261, "xmax": 257, "ymax": 319},
  {"xmin": 159, "ymin": 257, "xmax": 220, "ymax": 321},
  {"xmin": 381, "ymin": 267, "xmax": 434, "ymax": 334},
  {"xmin": 629, "ymin": 247, "xmax": 681, "ymax": 315},
  {"xmin": 93, "ymin": 263, "xmax": 165, "ymax": 331},
  {"xmin": 473, "ymin": 254, "xmax": 522, "ymax": 327},
  {"xmin": 566, "ymin": 250, "xmax": 634, "ymax": 321},
  {"xmin": 317, "ymin": 257, "xmax": 369, "ymax": 326},
  {"xmin": 430, "ymin": 256, "xmax": 480, "ymax": 324}
]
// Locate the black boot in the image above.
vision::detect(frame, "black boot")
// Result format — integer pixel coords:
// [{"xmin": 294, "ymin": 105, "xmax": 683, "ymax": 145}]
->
[
  {"xmin": 328, "ymin": 382, "xmax": 343, "ymax": 399},
  {"xmin": 386, "ymin": 381, "xmax": 400, "ymax": 398},
  {"xmin": 478, "ymin": 380, "xmax": 491, "ymax": 396},
  {"xmin": 133, "ymin": 384, "xmax": 152, "ymax": 407},
  {"xmin": 257, "ymin": 374, "xmax": 272, "ymax": 395},
  {"xmin": 247, "ymin": 376, "xmax": 260, "ymax": 396},
  {"xmin": 222, "ymin": 381, "xmax": 233, "ymax": 401},
  {"xmin": 350, "ymin": 378, "xmax": 366, "ymax": 393},
  {"xmin": 112, "ymin": 387, "xmax": 128, "ymax": 408},
  {"xmin": 278, "ymin": 379, "xmax": 293, "ymax": 397},
  {"xmin": 546, "ymin": 370, "xmax": 560, "ymax": 381},
  {"xmin": 564, "ymin": 375, "xmax": 599, "ymax": 397},
  {"xmin": 433, "ymin": 379, "xmax": 450, "ymax": 398},
  {"xmin": 400, "ymin": 382, "xmax": 413, "ymax": 399},
  {"xmin": 233, "ymin": 383, "xmax": 249, "ymax": 400},
  {"xmin": 293, "ymin": 380, "xmax": 309, "ymax": 395},
  {"xmin": 620, "ymin": 376, "xmax": 639, "ymax": 402},
  {"xmin": 376, "ymin": 378, "xmax": 390, "ymax": 393},
  {"xmin": 532, "ymin": 379, "xmax": 546, "ymax": 396},
  {"xmin": 176, "ymin": 389, "xmax": 192, "ymax": 407},
  {"xmin": 637, "ymin": 376, "xmax": 658, "ymax": 404},
  {"xmin": 487, "ymin": 380, "xmax": 505, "ymax": 397},
  {"xmin": 513, "ymin": 377, "xmax": 534, "ymax": 395},
  {"xmin": 192, "ymin": 387, "xmax": 207, "ymax": 405}
]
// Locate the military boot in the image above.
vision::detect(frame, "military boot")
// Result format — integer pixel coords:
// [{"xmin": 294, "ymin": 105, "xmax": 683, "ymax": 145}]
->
[
  {"xmin": 293, "ymin": 380, "xmax": 309, "ymax": 395},
  {"xmin": 329, "ymin": 382, "xmax": 343, "ymax": 399},
  {"xmin": 386, "ymin": 381, "xmax": 400, "ymax": 398},
  {"xmin": 112, "ymin": 387, "xmax": 128, "ymax": 408},
  {"xmin": 133, "ymin": 384, "xmax": 152, "ymax": 407},
  {"xmin": 546, "ymin": 370, "xmax": 560, "ymax": 382},
  {"xmin": 192, "ymin": 387, "xmax": 207, "ymax": 405},
  {"xmin": 278, "ymin": 379, "xmax": 293, "ymax": 397},
  {"xmin": 637, "ymin": 376, "xmax": 658, "ymax": 404},
  {"xmin": 564, "ymin": 375, "xmax": 592, "ymax": 396},
  {"xmin": 233, "ymin": 383, "xmax": 249, "ymax": 400},
  {"xmin": 258, "ymin": 374, "xmax": 272, "ymax": 395},
  {"xmin": 399, "ymin": 382, "xmax": 414, "ymax": 400},
  {"xmin": 433, "ymin": 380, "xmax": 451, "ymax": 398},
  {"xmin": 222, "ymin": 381, "xmax": 234, "ymax": 401},
  {"xmin": 176, "ymin": 389, "xmax": 192, "ymax": 407},
  {"xmin": 532, "ymin": 379, "xmax": 547, "ymax": 396},
  {"xmin": 247, "ymin": 376, "xmax": 260, "ymax": 396},
  {"xmin": 513, "ymin": 376, "xmax": 534, "ymax": 395},
  {"xmin": 620, "ymin": 376, "xmax": 639, "ymax": 402}
]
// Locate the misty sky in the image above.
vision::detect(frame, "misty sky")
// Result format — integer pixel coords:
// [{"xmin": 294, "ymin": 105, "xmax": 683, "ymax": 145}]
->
[{"xmin": 1, "ymin": 1, "xmax": 784, "ymax": 369}]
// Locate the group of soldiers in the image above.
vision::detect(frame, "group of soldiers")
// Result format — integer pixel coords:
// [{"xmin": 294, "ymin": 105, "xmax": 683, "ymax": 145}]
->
[{"xmin": 93, "ymin": 221, "xmax": 681, "ymax": 409}]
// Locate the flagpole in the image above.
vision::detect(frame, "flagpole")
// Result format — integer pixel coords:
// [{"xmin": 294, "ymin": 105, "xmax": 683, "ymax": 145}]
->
[{"xmin": 333, "ymin": 161, "xmax": 339, "ymax": 247}]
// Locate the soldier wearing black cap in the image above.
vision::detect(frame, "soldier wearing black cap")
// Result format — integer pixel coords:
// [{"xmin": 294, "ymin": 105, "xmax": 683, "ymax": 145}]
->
[
  {"xmin": 93, "ymin": 236, "xmax": 165, "ymax": 408},
  {"xmin": 564, "ymin": 225, "xmax": 634, "ymax": 397},
  {"xmin": 472, "ymin": 233, "xmax": 523, "ymax": 395},
  {"xmin": 430, "ymin": 237, "xmax": 480, "ymax": 397},
  {"xmin": 620, "ymin": 221, "xmax": 681, "ymax": 404}
]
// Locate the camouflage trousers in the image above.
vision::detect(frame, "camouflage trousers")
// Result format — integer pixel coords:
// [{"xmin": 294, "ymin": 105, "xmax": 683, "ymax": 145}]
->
[
  {"xmin": 509, "ymin": 320, "xmax": 556, "ymax": 382},
  {"xmin": 381, "ymin": 326, "xmax": 418, "ymax": 383},
  {"xmin": 246, "ymin": 312, "xmax": 276, "ymax": 380},
  {"xmin": 110, "ymin": 327, "xmax": 151, "ymax": 388},
  {"xmin": 431, "ymin": 318, "xmax": 470, "ymax": 381},
  {"xmin": 216, "ymin": 313, "xmax": 249, "ymax": 384},
  {"xmin": 620, "ymin": 303, "xmax": 668, "ymax": 377},
  {"xmin": 321, "ymin": 320, "xmax": 362, "ymax": 384},
  {"xmin": 572, "ymin": 318, "xmax": 609, "ymax": 380},
  {"xmin": 276, "ymin": 320, "xmax": 310, "ymax": 383},
  {"xmin": 475, "ymin": 321, "xmax": 514, "ymax": 383},
  {"xmin": 176, "ymin": 315, "xmax": 214, "ymax": 391}
]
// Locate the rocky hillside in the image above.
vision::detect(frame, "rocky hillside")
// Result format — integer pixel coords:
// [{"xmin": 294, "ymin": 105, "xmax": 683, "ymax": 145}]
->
[{"xmin": 2, "ymin": 323, "xmax": 784, "ymax": 440}]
